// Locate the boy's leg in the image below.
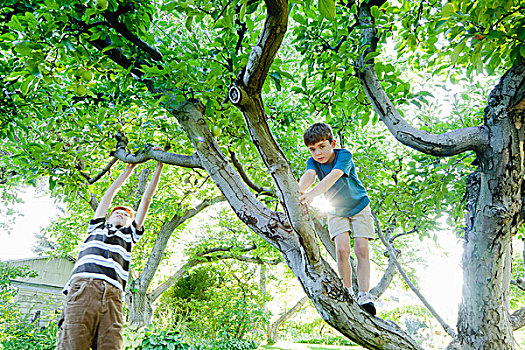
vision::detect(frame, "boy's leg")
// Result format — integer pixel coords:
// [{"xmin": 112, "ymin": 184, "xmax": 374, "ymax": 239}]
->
[
  {"xmin": 56, "ymin": 278, "xmax": 101, "ymax": 350},
  {"xmin": 354, "ymin": 237, "xmax": 370, "ymax": 292},
  {"xmin": 333, "ymin": 232, "xmax": 353, "ymax": 289},
  {"xmin": 95, "ymin": 282, "xmax": 124, "ymax": 350},
  {"xmin": 350, "ymin": 205, "xmax": 375, "ymax": 292},
  {"xmin": 350, "ymin": 205, "xmax": 376, "ymax": 315}
]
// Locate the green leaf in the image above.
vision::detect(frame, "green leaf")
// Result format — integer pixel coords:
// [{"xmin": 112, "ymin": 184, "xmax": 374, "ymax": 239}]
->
[
  {"xmin": 441, "ymin": 3, "xmax": 455, "ymax": 18},
  {"xmin": 363, "ymin": 51, "xmax": 380, "ymax": 62},
  {"xmin": 185, "ymin": 16, "xmax": 193, "ymax": 31},
  {"xmin": 361, "ymin": 112, "xmax": 370, "ymax": 126},
  {"xmin": 450, "ymin": 41, "xmax": 466, "ymax": 64},
  {"xmin": 318, "ymin": 0, "xmax": 336, "ymax": 20},
  {"xmin": 370, "ymin": 6, "xmax": 381, "ymax": 19}
]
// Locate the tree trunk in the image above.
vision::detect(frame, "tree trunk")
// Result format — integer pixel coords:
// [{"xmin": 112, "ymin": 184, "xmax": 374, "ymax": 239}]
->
[
  {"xmin": 356, "ymin": 0, "xmax": 525, "ymax": 345},
  {"xmin": 125, "ymin": 278, "xmax": 153, "ymax": 330},
  {"xmin": 456, "ymin": 60, "xmax": 525, "ymax": 349}
]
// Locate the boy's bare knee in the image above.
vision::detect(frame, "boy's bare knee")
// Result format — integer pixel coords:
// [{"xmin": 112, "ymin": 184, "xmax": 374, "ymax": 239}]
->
[
  {"xmin": 336, "ymin": 245, "xmax": 351, "ymax": 259},
  {"xmin": 354, "ymin": 240, "xmax": 369, "ymax": 260}
]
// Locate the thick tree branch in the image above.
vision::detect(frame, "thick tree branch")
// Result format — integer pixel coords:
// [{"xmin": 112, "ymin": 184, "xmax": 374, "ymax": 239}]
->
[
  {"xmin": 268, "ymin": 296, "xmax": 309, "ymax": 341},
  {"xmin": 102, "ymin": 9, "xmax": 163, "ymax": 61},
  {"xmin": 169, "ymin": 100, "xmax": 296, "ymax": 253},
  {"xmin": 355, "ymin": 3, "xmax": 489, "ymax": 157},
  {"xmin": 227, "ymin": 0, "xmax": 321, "ymax": 266},
  {"xmin": 236, "ymin": 0, "xmax": 287, "ymax": 92},
  {"xmin": 87, "ymin": 31, "xmax": 145, "ymax": 79},
  {"xmin": 172, "ymin": 78, "xmax": 422, "ymax": 350},
  {"xmin": 511, "ymin": 307, "xmax": 525, "ymax": 330},
  {"xmin": 111, "ymin": 132, "xmax": 203, "ymax": 169}
]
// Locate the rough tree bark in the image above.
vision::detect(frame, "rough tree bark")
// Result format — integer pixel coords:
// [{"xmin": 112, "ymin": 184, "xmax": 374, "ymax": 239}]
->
[{"xmin": 356, "ymin": 1, "xmax": 525, "ymax": 348}]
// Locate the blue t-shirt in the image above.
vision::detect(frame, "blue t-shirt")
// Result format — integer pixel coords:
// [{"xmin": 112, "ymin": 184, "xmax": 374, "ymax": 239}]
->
[{"xmin": 306, "ymin": 149, "xmax": 370, "ymax": 217}]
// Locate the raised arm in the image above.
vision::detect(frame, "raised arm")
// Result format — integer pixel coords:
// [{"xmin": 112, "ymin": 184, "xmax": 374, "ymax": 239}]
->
[
  {"xmin": 93, "ymin": 163, "xmax": 137, "ymax": 219},
  {"xmin": 135, "ymin": 160, "xmax": 164, "ymax": 230}
]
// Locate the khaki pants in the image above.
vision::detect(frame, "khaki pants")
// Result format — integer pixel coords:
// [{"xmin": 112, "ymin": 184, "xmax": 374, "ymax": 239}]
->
[{"xmin": 56, "ymin": 277, "xmax": 123, "ymax": 350}]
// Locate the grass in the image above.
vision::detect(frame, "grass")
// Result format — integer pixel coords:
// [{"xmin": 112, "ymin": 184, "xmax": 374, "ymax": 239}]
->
[{"xmin": 259, "ymin": 341, "xmax": 365, "ymax": 350}]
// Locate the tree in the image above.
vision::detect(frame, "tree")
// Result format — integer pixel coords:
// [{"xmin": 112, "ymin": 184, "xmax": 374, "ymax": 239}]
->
[{"xmin": 2, "ymin": 0, "xmax": 525, "ymax": 349}]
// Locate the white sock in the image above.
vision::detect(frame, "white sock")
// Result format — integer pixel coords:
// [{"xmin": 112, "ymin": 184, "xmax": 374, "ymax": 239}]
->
[{"xmin": 347, "ymin": 287, "xmax": 355, "ymax": 297}]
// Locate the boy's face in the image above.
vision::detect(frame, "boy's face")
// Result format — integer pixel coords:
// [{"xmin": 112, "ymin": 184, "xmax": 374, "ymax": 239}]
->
[
  {"xmin": 307, "ymin": 139, "xmax": 337, "ymax": 164},
  {"xmin": 108, "ymin": 209, "xmax": 132, "ymax": 227}
]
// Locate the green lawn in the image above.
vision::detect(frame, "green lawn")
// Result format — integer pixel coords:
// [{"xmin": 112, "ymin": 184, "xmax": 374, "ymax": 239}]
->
[{"xmin": 259, "ymin": 341, "xmax": 365, "ymax": 350}]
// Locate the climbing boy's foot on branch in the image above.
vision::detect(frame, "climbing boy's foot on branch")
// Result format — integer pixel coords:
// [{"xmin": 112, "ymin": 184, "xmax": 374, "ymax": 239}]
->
[{"xmin": 357, "ymin": 291, "xmax": 376, "ymax": 316}]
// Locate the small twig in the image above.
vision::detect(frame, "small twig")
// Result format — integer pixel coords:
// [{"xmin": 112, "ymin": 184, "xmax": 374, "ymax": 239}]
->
[
  {"xmin": 216, "ymin": 0, "xmax": 235, "ymax": 22},
  {"xmin": 511, "ymin": 277, "xmax": 525, "ymax": 291},
  {"xmin": 391, "ymin": 228, "xmax": 417, "ymax": 241},
  {"xmin": 229, "ymin": 150, "xmax": 276, "ymax": 197},
  {"xmin": 372, "ymin": 210, "xmax": 458, "ymax": 341},
  {"xmin": 78, "ymin": 157, "xmax": 118, "ymax": 185}
]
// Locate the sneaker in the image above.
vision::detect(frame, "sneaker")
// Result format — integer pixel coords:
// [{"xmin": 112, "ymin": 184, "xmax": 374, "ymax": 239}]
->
[{"xmin": 357, "ymin": 292, "xmax": 376, "ymax": 316}]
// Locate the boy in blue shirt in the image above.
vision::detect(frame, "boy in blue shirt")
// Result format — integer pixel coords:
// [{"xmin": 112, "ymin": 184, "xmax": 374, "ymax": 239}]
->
[{"xmin": 298, "ymin": 122, "xmax": 376, "ymax": 315}]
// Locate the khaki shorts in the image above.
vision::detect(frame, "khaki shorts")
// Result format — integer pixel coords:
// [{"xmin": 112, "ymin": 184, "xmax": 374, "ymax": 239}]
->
[{"xmin": 328, "ymin": 204, "xmax": 375, "ymax": 240}]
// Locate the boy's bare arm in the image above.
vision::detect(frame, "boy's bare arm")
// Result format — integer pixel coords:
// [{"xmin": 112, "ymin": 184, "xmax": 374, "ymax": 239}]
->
[
  {"xmin": 298, "ymin": 170, "xmax": 316, "ymax": 193},
  {"xmin": 93, "ymin": 163, "xmax": 137, "ymax": 219},
  {"xmin": 134, "ymin": 159, "xmax": 164, "ymax": 230},
  {"xmin": 299, "ymin": 169, "xmax": 344, "ymax": 205}
]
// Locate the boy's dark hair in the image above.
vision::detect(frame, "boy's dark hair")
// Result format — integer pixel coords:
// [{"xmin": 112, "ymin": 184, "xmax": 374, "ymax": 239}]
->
[{"xmin": 303, "ymin": 122, "xmax": 334, "ymax": 146}]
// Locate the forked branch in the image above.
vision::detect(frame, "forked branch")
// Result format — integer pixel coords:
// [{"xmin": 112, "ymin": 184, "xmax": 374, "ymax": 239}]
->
[{"xmin": 356, "ymin": 3, "xmax": 489, "ymax": 157}]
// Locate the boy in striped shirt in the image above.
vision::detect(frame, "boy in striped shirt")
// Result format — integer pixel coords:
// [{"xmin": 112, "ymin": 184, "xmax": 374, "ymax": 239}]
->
[{"xmin": 57, "ymin": 157, "xmax": 163, "ymax": 350}]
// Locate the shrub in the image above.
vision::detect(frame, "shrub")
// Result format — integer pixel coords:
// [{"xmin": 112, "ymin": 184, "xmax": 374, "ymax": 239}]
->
[
  {"xmin": 133, "ymin": 329, "xmax": 191, "ymax": 350},
  {"xmin": 154, "ymin": 266, "xmax": 269, "ymax": 341},
  {"xmin": 208, "ymin": 337, "xmax": 258, "ymax": 350},
  {"xmin": 191, "ymin": 334, "xmax": 259, "ymax": 350},
  {"xmin": 1, "ymin": 320, "xmax": 57, "ymax": 350}
]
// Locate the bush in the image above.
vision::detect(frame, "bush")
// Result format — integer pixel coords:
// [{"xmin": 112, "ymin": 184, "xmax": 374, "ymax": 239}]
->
[
  {"xmin": 154, "ymin": 266, "xmax": 269, "ymax": 341},
  {"xmin": 191, "ymin": 334, "xmax": 259, "ymax": 350},
  {"xmin": 0, "ymin": 262, "xmax": 39, "ymax": 343},
  {"xmin": 133, "ymin": 329, "xmax": 191, "ymax": 350},
  {"xmin": 1, "ymin": 320, "xmax": 57, "ymax": 350},
  {"xmin": 208, "ymin": 337, "xmax": 258, "ymax": 350}
]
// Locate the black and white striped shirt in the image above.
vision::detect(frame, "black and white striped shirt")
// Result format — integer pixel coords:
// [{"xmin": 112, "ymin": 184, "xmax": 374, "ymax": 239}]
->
[{"xmin": 62, "ymin": 217, "xmax": 144, "ymax": 294}]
